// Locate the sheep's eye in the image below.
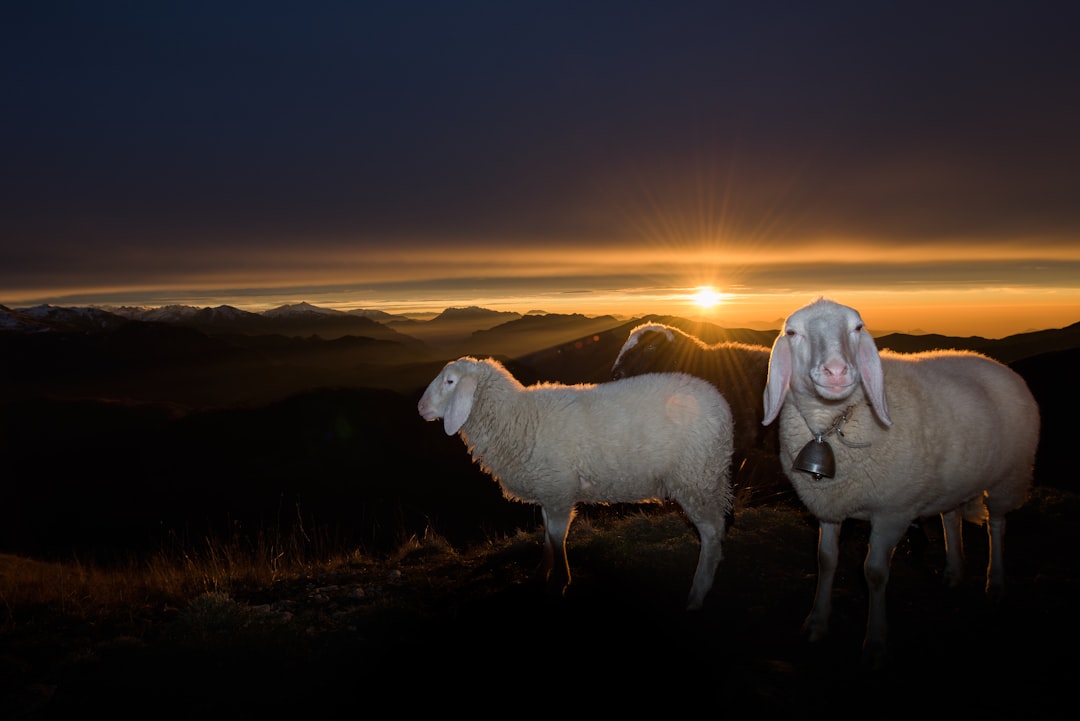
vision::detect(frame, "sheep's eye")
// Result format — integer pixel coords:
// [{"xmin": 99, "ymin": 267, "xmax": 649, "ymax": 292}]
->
[
  {"xmin": 785, "ymin": 329, "xmax": 796, "ymax": 336},
  {"xmin": 854, "ymin": 324, "xmax": 864, "ymax": 332}
]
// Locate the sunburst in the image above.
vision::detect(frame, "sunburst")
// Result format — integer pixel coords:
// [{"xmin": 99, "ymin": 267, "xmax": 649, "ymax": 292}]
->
[{"xmin": 690, "ymin": 286, "xmax": 726, "ymax": 309}]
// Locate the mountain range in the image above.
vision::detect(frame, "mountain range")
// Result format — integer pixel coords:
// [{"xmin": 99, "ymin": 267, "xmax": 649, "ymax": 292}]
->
[
  {"xmin": 2, "ymin": 297, "xmax": 1077, "ymax": 426},
  {"xmin": 0, "ymin": 299, "xmax": 1077, "ymax": 561},
  {"xmin": 5, "ymin": 300, "xmax": 1079, "ymax": 353}
]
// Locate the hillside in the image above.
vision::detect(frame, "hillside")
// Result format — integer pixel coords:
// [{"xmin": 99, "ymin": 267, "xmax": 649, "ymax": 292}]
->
[
  {"xmin": 1, "ymin": 487, "xmax": 1077, "ymax": 716},
  {"xmin": 0, "ymin": 305, "xmax": 1078, "ymax": 716}
]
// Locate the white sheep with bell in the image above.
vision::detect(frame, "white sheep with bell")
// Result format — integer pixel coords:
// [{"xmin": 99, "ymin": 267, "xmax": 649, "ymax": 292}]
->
[
  {"xmin": 762, "ymin": 298, "xmax": 1040, "ymax": 668},
  {"xmin": 418, "ymin": 356, "xmax": 735, "ymax": 610}
]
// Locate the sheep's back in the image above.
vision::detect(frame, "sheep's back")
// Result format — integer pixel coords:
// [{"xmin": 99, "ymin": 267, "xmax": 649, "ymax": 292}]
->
[
  {"xmin": 477, "ymin": 372, "xmax": 734, "ymax": 508},
  {"xmin": 565, "ymin": 373, "xmax": 734, "ymax": 502}
]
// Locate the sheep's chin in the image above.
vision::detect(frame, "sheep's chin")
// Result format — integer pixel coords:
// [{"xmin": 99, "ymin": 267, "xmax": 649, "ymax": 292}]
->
[{"xmin": 813, "ymin": 381, "xmax": 857, "ymax": 400}]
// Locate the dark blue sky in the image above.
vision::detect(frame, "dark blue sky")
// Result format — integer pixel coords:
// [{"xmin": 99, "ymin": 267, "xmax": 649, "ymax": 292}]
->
[{"xmin": 2, "ymin": 1, "xmax": 1078, "ymax": 335}]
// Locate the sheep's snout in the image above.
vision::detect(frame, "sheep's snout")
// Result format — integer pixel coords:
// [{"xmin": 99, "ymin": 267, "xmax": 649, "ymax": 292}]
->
[
  {"xmin": 417, "ymin": 396, "xmax": 440, "ymax": 422},
  {"xmin": 811, "ymin": 359, "xmax": 856, "ymax": 398}
]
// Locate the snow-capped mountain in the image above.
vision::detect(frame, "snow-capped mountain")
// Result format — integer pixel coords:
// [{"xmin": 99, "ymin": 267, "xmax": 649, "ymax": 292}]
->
[
  {"xmin": 347, "ymin": 308, "xmax": 409, "ymax": 322},
  {"xmin": 12, "ymin": 304, "xmax": 129, "ymax": 332},
  {"xmin": 262, "ymin": 301, "xmax": 346, "ymax": 318},
  {"xmin": 0, "ymin": 304, "xmax": 50, "ymax": 331},
  {"xmin": 2, "ymin": 301, "xmax": 420, "ymax": 342}
]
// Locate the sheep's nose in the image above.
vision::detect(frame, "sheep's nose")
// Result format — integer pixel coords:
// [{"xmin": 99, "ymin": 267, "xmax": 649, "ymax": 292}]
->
[{"xmin": 822, "ymin": 360, "xmax": 848, "ymax": 378}]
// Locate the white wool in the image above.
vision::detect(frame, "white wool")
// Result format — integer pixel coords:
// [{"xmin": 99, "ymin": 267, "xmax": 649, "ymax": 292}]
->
[
  {"xmin": 762, "ymin": 298, "xmax": 1040, "ymax": 668},
  {"xmin": 419, "ymin": 356, "xmax": 735, "ymax": 610}
]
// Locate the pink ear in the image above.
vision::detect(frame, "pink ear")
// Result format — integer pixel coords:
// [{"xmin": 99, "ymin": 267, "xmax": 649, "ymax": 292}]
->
[
  {"xmin": 762, "ymin": 335, "xmax": 791, "ymax": 425},
  {"xmin": 856, "ymin": 329, "xmax": 891, "ymax": 426},
  {"xmin": 444, "ymin": 374, "xmax": 478, "ymax": 435}
]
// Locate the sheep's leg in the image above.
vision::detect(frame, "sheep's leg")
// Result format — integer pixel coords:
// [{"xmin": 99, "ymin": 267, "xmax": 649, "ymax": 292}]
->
[
  {"xmin": 941, "ymin": 509, "xmax": 965, "ymax": 587},
  {"xmin": 985, "ymin": 513, "xmax": 1007, "ymax": 598},
  {"xmin": 540, "ymin": 506, "xmax": 574, "ymax": 598},
  {"xmin": 686, "ymin": 519, "xmax": 724, "ymax": 611},
  {"xmin": 804, "ymin": 520, "xmax": 841, "ymax": 642},
  {"xmin": 862, "ymin": 517, "xmax": 909, "ymax": 669}
]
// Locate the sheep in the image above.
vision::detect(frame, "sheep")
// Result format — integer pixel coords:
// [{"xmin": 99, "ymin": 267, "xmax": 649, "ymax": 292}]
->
[
  {"xmin": 418, "ymin": 356, "xmax": 735, "ymax": 610},
  {"xmin": 761, "ymin": 298, "xmax": 1040, "ymax": 668},
  {"xmin": 611, "ymin": 322, "xmax": 779, "ymax": 490}
]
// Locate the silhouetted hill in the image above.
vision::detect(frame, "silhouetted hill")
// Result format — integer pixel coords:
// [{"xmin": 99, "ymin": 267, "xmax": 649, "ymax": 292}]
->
[
  {"xmin": 516, "ymin": 321, "xmax": 641, "ymax": 384},
  {"xmin": 0, "ymin": 323, "xmax": 435, "ymax": 407},
  {"xmin": 464, "ymin": 312, "xmax": 625, "ymax": 359},
  {"xmin": 1010, "ymin": 346, "xmax": 1079, "ymax": 486},
  {"xmin": 0, "ymin": 387, "xmax": 538, "ymax": 561},
  {"xmin": 257, "ymin": 303, "xmax": 425, "ymax": 343},
  {"xmin": 385, "ymin": 306, "xmax": 522, "ymax": 347},
  {"xmin": 876, "ymin": 321, "xmax": 1080, "ymax": 364}
]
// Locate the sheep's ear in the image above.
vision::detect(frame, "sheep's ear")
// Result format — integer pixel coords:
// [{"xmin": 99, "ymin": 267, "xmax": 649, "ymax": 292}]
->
[
  {"xmin": 856, "ymin": 329, "xmax": 891, "ymax": 426},
  {"xmin": 762, "ymin": 334, "xmax": 791, "ymax": 425},
  {"xmin": 444, "ymin": 374, "xmax": 478, "ymax": 435}
]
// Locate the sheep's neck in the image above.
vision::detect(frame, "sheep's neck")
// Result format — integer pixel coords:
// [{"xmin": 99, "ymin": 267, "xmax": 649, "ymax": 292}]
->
[
  {"xmin": 794, "ymin": 404, "xmax": 870, "ymax": 482},
  {"xmin": 806, "ymin": 404, "xmax": 868, "ymax": 448}
]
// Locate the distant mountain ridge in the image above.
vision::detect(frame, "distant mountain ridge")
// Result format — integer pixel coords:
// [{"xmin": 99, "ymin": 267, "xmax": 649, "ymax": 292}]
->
[
  {"xmin": 3, "ymin": 302, "xmax": 1078, "ymax": 366},
  {"xmin": 874, "ymin": 323, "xmax": 1080, "ymax": 365}
]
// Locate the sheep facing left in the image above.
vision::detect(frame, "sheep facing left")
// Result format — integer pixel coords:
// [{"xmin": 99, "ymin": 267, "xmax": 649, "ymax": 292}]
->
[{"xmin": 418, "ymin": 356, "xmax": 736, "ymax": 610}]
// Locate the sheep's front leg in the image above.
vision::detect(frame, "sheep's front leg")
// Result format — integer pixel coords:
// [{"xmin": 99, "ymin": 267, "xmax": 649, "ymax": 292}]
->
[
  {"xmin": 804, "ymin": 520, "xmax": 841, "ymax": 642},
  {"xmin": 862, "ymin": 517, "xmax": 909, "ymax": 669},
  {"xmin": 540, "ymin": 506, "xmax": 575, "ymax": 598},
  {"xmin": 941, "ymin": 509, "xmax": 965, "ymax": 587}
]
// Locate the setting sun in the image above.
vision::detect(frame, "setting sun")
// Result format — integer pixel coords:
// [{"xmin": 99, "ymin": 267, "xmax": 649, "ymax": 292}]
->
[{"xmin": 691, "ymin": 286, "xmax": 726, "ymax": 309}]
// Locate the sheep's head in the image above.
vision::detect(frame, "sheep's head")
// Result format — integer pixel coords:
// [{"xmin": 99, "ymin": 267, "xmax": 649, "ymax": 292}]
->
[
  {"xmin": 762, "ymin": 299, "xmax": 891, "ymax": 426},
  {"xmin": 611, "ymin": 324, "xmax": 678, "ymax": 379},
  {"xmin": 418, "ymin": 357, "xmax": 482, "ymax": 435}
]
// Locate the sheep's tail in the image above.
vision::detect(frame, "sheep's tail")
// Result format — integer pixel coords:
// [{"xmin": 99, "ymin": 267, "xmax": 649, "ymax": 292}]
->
[{"xmin": 962, "ymin": 492, "xmax": 989, "ymax": 524}]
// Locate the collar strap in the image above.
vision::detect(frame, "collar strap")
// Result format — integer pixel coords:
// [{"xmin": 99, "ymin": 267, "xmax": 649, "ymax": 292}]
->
[{"xmin": 809, "ymin": 404, "xmax": 871, "ymax": 449}]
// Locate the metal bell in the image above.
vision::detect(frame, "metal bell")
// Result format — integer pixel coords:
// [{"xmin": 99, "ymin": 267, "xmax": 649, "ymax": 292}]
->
[{"xmin": 794, "ymin": 437, "xmax": 835, "ymax": 480}]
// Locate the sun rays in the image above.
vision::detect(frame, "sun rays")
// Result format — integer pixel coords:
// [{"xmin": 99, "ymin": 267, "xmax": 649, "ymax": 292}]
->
[{"xmin": 690, "ymin": 286, "xmax": 728, "ymax": 310}]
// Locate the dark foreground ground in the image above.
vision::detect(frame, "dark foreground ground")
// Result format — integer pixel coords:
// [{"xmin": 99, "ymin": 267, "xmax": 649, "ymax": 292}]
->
[{"xmin": 2, "ymin": 485, "xmax": 1078, "ymax": 720}]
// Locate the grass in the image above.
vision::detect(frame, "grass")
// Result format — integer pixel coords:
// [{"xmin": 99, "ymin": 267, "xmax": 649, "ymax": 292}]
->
[{"xmin": 1, "ymin": 487, "xmax": 1078, "ymax": 718}]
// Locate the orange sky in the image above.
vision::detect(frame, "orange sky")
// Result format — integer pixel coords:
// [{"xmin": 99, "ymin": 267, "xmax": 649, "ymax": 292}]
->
[
  {"xmin": 4, "ymin": 226, "xmax": 1078, "ymax": 338},
  {"xmin": 3, "ymin": 3, "xmax": 1078, "ymax": 339}
]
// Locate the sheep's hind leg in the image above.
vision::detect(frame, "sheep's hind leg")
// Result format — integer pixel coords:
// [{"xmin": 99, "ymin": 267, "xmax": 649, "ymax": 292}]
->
[
  {"xmin": 985, "ymin": 513, "xmax": 1007, "ymax": 599},
  {"xmin": 540, "ymin": 506, "xmax": 575, "ymax": 599},
  {"xmin": 941, "ymin": 509, "xmax": 965, "ymax": 588},
  {"xmin": 686, "ymin": 519, "xmax": 724, "ymax": 611}
]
